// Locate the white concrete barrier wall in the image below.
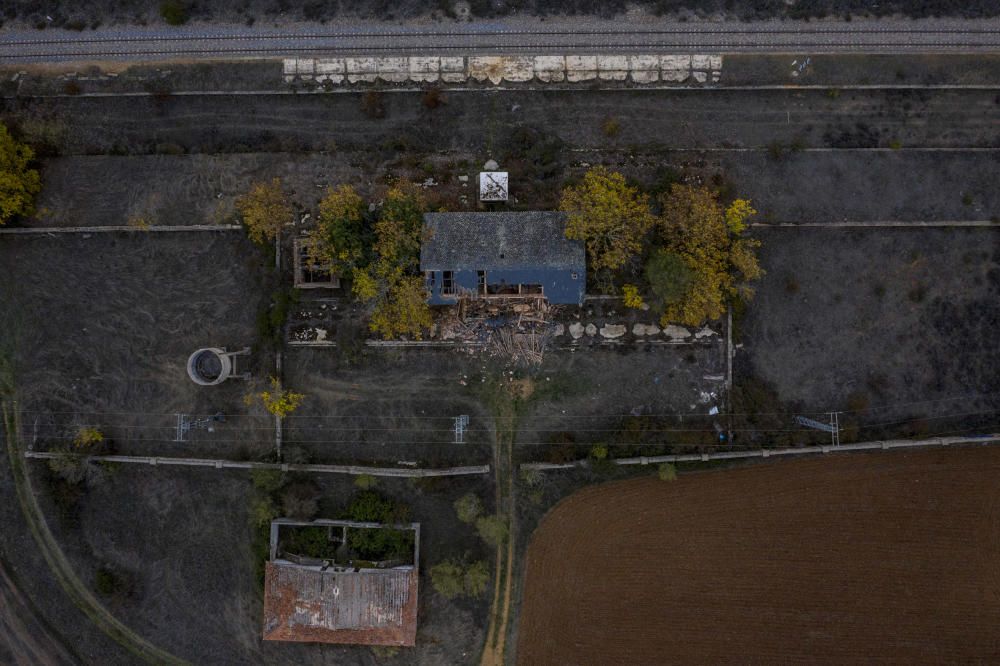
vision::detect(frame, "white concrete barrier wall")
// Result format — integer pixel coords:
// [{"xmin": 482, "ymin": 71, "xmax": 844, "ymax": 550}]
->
[{"xmin": 284, "ymin": 54, "xmax": 722, "ymax": 85}]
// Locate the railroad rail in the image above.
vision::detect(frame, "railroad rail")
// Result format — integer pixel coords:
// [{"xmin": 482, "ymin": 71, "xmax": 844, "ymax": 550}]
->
[{"xmin": 4, "ymin": 21, "xmax": 1000, "ymax": 62}]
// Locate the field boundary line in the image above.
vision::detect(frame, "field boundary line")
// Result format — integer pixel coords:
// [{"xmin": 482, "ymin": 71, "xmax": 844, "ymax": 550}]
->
[
  {"xmin": 23, "ymin": 451, "xmax": 490, "ymax": 477},
  {"xmin": 520, "ymin": 433, "xmax": 1000, "ymax": 471},
  {"xmin": 0, "ymin": 225, "xmax": 242, "ymax": 235},
  {"xmin": 2, "ymin": 401, "xmax": 190, "ymax": 665}
]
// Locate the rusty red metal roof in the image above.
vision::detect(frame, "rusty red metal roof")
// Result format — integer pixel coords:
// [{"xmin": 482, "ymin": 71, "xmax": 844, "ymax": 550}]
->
[{"xmin": 262, "ymin": 562, "xmax": 418, "ymax": 646}]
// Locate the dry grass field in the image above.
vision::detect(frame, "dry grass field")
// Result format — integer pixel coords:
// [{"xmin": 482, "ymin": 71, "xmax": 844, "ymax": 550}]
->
[{"xmin": 517, "ymin": 447, "xmax": 1000, "ymax": 664}]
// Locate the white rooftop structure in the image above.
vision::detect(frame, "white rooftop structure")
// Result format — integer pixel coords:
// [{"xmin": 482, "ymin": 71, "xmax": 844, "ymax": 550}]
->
[{"xmin": 479, "ymin": 171, "xmax": 509, "ymax": 202}]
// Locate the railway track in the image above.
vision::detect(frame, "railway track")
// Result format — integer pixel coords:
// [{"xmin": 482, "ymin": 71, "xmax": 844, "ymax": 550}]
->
[{"xmin": 3, "ymin": 22, "xmax": 1000, "ymax": 61}]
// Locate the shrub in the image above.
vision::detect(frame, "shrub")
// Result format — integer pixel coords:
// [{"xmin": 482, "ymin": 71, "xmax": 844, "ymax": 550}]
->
[
  {"xmin": 464, "ymin": 560, "xmax": 490, "ymax": 597},
  {"xmin": 422, "ymin": 87, "xmax": 445, "ymax": 110},
  {"xmin": 94, "ymin": 567, "xmax": 132, "ymax": 599},
  {"xmin": 251, "ymin": 495, "xmax": 278, "ymax": 528},
  {"xmin": 160, "ymin": 0, "xmax": 189, "ymax": 25},
  {"xmin": 430, "ymin": 559, "xmax": 491, "ymax": 599},
  {"xmin": 247, "ymin": 377, "xmax": 305, "ymax": 417},
  {"xmin": 354, "ymin": 474, "xmax": 378, "ymax": 490},
  {"xmin": 622, "ymin": 283, "xmax": 644, "ymax": 309},
  {"xmin": 429, "ymin": 561, "xmax": 466, "ymax": 599},
  {"xmin": 657, "ymin": 462, "xmax": 677, "ymax": 481},
  {"xmin": 475, "ymin": 514, "xmax": 508, "ymax": 546},
  {"xmin": 47, "ymin": 448, "xmax": 88, "ymax": 485},
  {"xmin": 251, "ymin": 468, "xmax": 286, "ymax": 493},
  {"xmin": 282, "ymin": 482, "xmax": 320, "ymax": 520},
  {"xmin": 73, "ymin": 426, "xmax": 104, "ymax": 449},
  {"xmin": 453, "ymin": 492, "xmax": 483, "ymax": 524},
  {"xmin": 601, "ymin": 116, "xmax": 621, "ymax": 137},
  {"xmin": 589, "ymin": 444, "xmax": 608, "ymax": 460}
]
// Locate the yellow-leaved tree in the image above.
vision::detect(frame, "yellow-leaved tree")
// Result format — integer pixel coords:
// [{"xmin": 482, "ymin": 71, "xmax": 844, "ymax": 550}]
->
[
  {"xmin": 655, "ymin": 184, "xmax": 763, "ymax": 327},
  {"xmin": 369, "ymin": 275, "xmax": 434, "ymax": 340},
  {"xmin": 559, "ymin": 166, "xmax": 655, "ymax": 271},
  {"xmin": 236, "ymin": 178, "xmax": 292, "ymax": 244},
  {"xmin": 0, "ymin": 124, "xmax": 41, "ymax": 224},
  {"xmin": 358, "ymin": 183, "xmax": 433, "ymax": 340}
]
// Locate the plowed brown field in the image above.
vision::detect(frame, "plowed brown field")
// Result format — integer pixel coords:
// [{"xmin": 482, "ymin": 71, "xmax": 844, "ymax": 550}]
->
[{"xmin": 516, "ymin": 448, "xmax": 1000, "ymax": 664}]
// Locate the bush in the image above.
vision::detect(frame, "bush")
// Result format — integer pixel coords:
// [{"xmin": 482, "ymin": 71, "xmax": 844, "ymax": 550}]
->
[
  {"xmin": 251, "ymin": 495, "xmax": 278, "ymax": 528},
  {"xmin": 475, "ymin": 514, "xmax": 508, "ymax": 547},
  {"xmin": 354, "ymin": 474, "xmax": 378, "ymax": 490},
  {"xmin": 422, "ymin": 87, "xmax": 445, "ymax": 110},
  {"xmin": 657, "ymin": 462, "xmax": 677, "ymax": 481},
  {"xmin": 429, "ymin": 561, "xmax": 466, "ymax": 599},
  {"xmin": 622, "ymin": 284, "xmax": 644, "ymax": 309},
  {"xmin": 463, "ymin": 560, "xmax": 490, "ymax": 597},
  {"xmin": 251, "ymin": 468, "xmax": 285, "ymax": 494},
  {"xmin": 160, "ymin": 1, "xmax": 189, "ymax": 25},
  {"xmin": 601, "ymin": 116, "xmax": 621, "ymax": 137},
  {"xmin": 73, "ymin": 426, "xmax": 104, "ymax": 449},
  {"xmin": 430, "ymin": 559, "xmax": 491, "ymax": 599},
  {"xmin": 282, "ymin": 482, "xmax": 320, "ymax": 520},
  {"xmin": 453, "ymin": 492, "xmax": 483, "ymax": 524},
  {"xmin": 94, "ymin": 566, "xmax": 133, "ymax": 599}
]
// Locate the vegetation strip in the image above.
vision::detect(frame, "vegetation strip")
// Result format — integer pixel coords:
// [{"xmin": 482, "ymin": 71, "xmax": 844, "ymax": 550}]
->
[
  {"xmin": 521, "ymin": 433, "xmax": 1000, "ymax": 471},
  {"xmin": 2, "ymin": 402, "xmax": 189, "ymax": 665},
  {"xmin": 0, "ymin": 225, "xmax": 242, "ymax": 234},
  {"xmin": 24, "ymin": 451, "xmax": 490, "ymax": 477}
]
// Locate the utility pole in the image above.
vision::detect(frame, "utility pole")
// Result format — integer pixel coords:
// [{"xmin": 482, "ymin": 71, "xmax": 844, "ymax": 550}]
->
[{"xmin": 454, "ymin": 415, "xmax": 470, "ymax": 444}]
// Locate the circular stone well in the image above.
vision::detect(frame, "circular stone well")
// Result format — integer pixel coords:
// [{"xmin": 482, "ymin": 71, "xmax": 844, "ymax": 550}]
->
[{"xmin": 186, "ymin": 348, "xmax": 234, "ymax": 386}]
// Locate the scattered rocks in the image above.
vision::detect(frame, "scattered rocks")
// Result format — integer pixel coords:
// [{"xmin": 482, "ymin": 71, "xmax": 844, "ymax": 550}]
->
[
  {"xmin": 695, "ymin": 326, "xmax": 716, "ymax": 339},
  {"xmin": 600, "ymin": 324, "xmax": 627, "ymax": 339},
  {"xmin": 315, "ymin": 328, "xmax": 328, "ymax": 341},
  {"xmin": 632, "ymin": 323, "xmax": 648, "ymax": 336},
  {"xmin": 483, "ymin": 159, "xmax": 499, "ymax": 171},
  {"xmin": 585, "ymin": 323, "xmax": 598, "ymax": 337},
  {"xmin": 553, "ymin": 323, "xmax": 565, "ymax": 337},
  {"xmin": 568, "ymin": 322, "xmax": 585, "ymax": 339}
]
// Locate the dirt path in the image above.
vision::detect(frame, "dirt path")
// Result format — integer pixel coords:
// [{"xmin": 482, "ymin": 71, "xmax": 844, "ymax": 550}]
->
[
  {"xmin": 517, "ymin": 446, "xmax": 1000, "ymax": 664},
  {"xmin": 1, "ymin": 401, "xmax": 190, "ymax": 666},
  {"xmin": 0, "ymin": 558, "xmax": 79, "ymax": 666}
]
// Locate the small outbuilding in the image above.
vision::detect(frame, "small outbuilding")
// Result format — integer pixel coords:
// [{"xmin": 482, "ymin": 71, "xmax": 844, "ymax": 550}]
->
[{"xmin": 421, "ymin": 211, "xmax": 585, "ymax": 305}]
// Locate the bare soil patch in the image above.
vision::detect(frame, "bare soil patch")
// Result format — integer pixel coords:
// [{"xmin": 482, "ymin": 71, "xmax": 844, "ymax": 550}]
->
[{"xmin": 517, "ymin": 447, "xmax": 1000, "ymax": 664}]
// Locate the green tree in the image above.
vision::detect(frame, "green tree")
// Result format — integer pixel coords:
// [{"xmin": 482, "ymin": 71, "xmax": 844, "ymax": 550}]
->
[
  {"xmin": 559, "ymin": 166, "xmax": 655, "ymax": 271},
  {"xmin": 429, "ymin": 561, "xmax": 466, "ymax": 599},
  {"xmin": 645, "ymin": 249, "xmax": 693, "ymax": 307},
  {"xmin": 308, "ymin": 184, "xmax": 366, "ymax": 275},
  {"xmin": 236, "ymin": 178, "xmax": 292, "ymax": 244},
  {"xmin": 0, "ymin": 124, "xmax": 41, "ymax": 225},
  {"xmin": 463, "ymin": 560, "xmax": 490, "ymax": 597},
  {"xmin": 475, "ymin": 514, "xmax": 508, "ymax": 547},
  {"xmin": 657, "ymin": 185, "xmax": 763, "ymax": 326},
  {"xmin": 374, "ymin": 184, "xmax": 425, "ymax": 270},
  {"xmin": 429, "ymin": 559, "xmax": 490, "ymax": 599},
  {"xmin": 453, "ymin": 492, "xmax": 484, "ymax": 524}
]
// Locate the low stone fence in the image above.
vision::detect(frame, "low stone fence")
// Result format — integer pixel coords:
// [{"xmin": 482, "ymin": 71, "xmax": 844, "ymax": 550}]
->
[
  {"xmin": 521, "ymin": 433, "xmax": 1000, "ymax": 471},
  {"xmin": 24, "ymin": 451, "xmax": 489, "ymax": 477}
]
